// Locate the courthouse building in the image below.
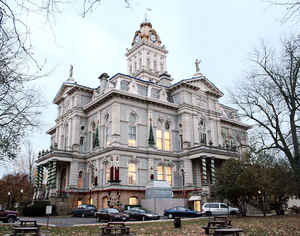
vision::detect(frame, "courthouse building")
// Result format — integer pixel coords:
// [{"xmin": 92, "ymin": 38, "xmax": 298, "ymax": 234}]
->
[{"xmin": 34, "ymin": 21, "xmax": 250, "ymax": 214}]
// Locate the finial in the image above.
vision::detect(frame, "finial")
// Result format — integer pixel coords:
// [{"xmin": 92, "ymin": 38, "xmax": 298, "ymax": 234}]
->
[
  {"xmin": 195, "ymin": 59, "xmax": 201, "ymax": 73},
  {"xmin": 67, "ymin": 64, "xmax": 74, "ymax": 81},
  {"xmin": 144, "ymin": 8, "xmax": 152, "ymax": 22}
]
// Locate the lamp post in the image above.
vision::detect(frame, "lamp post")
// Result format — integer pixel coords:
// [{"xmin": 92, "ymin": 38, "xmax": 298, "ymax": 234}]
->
[
  {"xmin": 181, "ymin": 169, "xmax": 185, "ymax": 207},
  {"xmin": 7, "ymin": 192, "xmax": 11, "ymax": 209},
  {"xmin": 20, "ymin": 189, "xmax": 24, "ymax": 207}
]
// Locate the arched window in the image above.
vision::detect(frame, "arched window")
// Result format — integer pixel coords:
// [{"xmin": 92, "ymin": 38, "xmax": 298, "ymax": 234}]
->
[
  {"xmin": 156, "ymin": 121, "xmax": 171, "ymax": 151},
  {"xmin": 156, "ymin": 165, "xmax": 172, "ymax": 186},
  {"xmin": 129, "ymin": 196, "xmax": 138, "ymax": 205},
  {"xmin": 105, "ymin": 163, "xmax": 110, "ymax": 184},
  {"xmin": 199, "ymin": 118, "xmax": 207, "ymax": 145},
  {"xmin": 128, "ymin": 113, "xmax": 137, "ymax": 147},
  {"xmin": 128, "ymin": 163, "xmax": 136, "ymax": 185},
  {"xmin": 78, "ymin": 171, "xmax": 83, "ymax": 188}
]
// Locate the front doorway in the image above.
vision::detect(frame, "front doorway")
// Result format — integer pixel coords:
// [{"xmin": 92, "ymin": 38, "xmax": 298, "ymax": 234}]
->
[{"xmin": 194, "ymin": 200, "xmax": 201, "ymax": 212}]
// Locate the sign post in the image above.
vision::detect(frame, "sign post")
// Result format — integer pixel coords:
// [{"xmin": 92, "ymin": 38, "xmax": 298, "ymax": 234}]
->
[{"xmin": 46, "ymin": 205, "xmax": 52, "ymax": 229}]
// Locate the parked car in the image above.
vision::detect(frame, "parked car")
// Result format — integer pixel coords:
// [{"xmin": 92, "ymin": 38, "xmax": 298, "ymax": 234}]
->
[
  {"xmin": 95, "ymin": 208, "xmax": 129, "ymax": 222},
  {"xmin": 163, "ymin": 206, "xmax": 201, "ymax": 219},
  {"xmin": 202, "ymin": 202, "xmax": 240, "ymax": 216},
  {"xmin": 0, "ymin": 209, "xmax": 19, "ymax": 223},
  {"xmin": 124, "ymin": 208, "xmax": 160, "ymax": 221},
  {"xmin": 71, "ymin": 204, "xmax": 97, "ymax": 217}
]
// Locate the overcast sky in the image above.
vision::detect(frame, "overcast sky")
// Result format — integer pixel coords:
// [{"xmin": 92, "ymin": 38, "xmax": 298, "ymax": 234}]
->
[{"xmin": 0, "ymin": 0, "xmax": 298, "ymax": 176}]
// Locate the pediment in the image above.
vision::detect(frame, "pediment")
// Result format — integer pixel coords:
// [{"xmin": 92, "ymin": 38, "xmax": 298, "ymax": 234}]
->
[{"xmin": 184, "ymin": 76, "xmax": 223, "ymax": 98}]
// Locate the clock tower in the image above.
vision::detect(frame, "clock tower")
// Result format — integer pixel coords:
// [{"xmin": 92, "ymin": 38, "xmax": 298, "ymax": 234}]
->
[{"xmin": 126, "ymin": 21, "xmax": 168, "ymax": 82}]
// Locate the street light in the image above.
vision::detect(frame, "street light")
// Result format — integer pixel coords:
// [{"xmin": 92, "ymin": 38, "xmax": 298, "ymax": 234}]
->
[
  {"xmin": 7, "ymin": 192, "xmax": 11, "ymax": 209},
  {"xmin": 20, "ymin": 189, "xmax": 24, "ymax": 207},
  {"xmin": 181, "ymin": 169, "xmax": 185, "ymax": 207}
]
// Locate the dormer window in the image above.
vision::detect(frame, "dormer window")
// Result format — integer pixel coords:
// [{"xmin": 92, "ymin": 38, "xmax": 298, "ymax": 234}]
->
[{"xmin": 121, "ymin": 80, "xmax": 130, "ymax": 91}]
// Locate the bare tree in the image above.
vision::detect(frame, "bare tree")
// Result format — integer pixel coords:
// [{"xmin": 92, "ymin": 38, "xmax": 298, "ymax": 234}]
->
[
  {"xmin": 0, "ymin": 4, "xmax": 43, "ymax": 163},
  {"xmin": 267, "ymin": 0, "xmax": 300, "ymax": 22},
  {"xmin": 231, "ymin": 37, "xmax": 300, "ymax": 187}
]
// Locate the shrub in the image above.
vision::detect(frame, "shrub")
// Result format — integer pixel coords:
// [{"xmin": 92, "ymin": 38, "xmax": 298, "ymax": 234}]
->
[{"xmin": 23, "ymin": 201, "xmax": 56, "ymax": 216}]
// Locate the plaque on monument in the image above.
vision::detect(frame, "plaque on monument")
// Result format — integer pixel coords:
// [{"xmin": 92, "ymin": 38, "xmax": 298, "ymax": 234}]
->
[{"xmin": 145, "ymin": 180, "xmax": 173, "ymax": 199}]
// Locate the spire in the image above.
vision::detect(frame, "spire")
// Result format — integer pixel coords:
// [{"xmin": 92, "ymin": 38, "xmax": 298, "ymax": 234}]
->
[{"xmin": 148, "ymin": 118, "xmax": 155, "ymax": 146}]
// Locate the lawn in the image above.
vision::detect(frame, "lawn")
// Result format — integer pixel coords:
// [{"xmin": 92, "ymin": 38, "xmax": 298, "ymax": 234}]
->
[{"xmin": 0, "ymin": 215, "xmax": 299, "ymax": 236}]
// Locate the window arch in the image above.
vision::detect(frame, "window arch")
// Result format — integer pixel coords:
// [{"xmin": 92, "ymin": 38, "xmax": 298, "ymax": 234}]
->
[{"xmin": 128, "ymin": 113, "xmax": 137, "ymax": 147}]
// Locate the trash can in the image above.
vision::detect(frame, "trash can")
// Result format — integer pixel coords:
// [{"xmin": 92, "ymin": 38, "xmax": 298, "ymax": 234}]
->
[{"xmin": 174, "ymin": 217, "xmax": 181, "ymax": 228}]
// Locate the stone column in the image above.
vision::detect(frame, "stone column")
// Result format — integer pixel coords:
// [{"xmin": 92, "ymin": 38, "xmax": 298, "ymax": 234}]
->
[
  {"xmin": 201, "ymin": 158, "xmax": 208, "ymax": 186},
  {"xmin": 68, "ymin": 161, "xmax": 78, "ymax": 188},
  {"xmin": 210, "ymin": 158, "xmax": 216, "ymax": 184},
  {"xmin": 183, "ymin": 159, "xmax": 193, "ymax": 185}
]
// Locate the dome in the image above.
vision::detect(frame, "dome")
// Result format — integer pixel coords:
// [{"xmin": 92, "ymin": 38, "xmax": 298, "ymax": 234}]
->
[{"xmin": 131, "ymin": 22, "xmax": 162, "ymax": 47}]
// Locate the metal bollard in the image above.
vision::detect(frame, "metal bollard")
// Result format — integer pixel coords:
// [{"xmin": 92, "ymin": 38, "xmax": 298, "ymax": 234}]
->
[{"xmin": 174, "ymin": 217, "xmax": 181, "ymax": 228}]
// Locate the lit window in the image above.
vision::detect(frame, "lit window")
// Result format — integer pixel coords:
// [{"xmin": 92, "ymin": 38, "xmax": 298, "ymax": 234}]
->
[
  {"xmin": 156, "ymin": 130, "xmax": 163, "ymax": 150},
  {"xmin": 129, "ymin": 197, "xmax": 138, "ymax": 205},
  {"xmin": 105, "ymin": 126, "xmax": 111, "ymax": 145},
  {"xmin": 128, "ymin": 163, "xmax": 136, "ymax": 185},
  {"xmin": 128, "ymin": 126, "xmax": 136, "ymax": 147},
  {"xmin": 164, "ymin": 131, "xmax": 170, "ymax": 151},
  {"xmin": 105, "ymin": 164, "xmax": 110, "ymax": 184},
  {"xmin": 157, "ymin": 165, "xmax": 163, "ymax": 181},
  {"xmin": 165, "ymin": 166, "xmax": 172, "ymax": 185},
  {"xmin": 77, "ymin": 200, "xmax": 82, "ymax": 206}
]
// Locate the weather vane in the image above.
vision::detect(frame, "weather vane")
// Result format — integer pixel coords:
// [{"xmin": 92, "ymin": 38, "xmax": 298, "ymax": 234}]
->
[{"xmin": 144, "ymin": 8, "xmax": 152, "ymax": 22}]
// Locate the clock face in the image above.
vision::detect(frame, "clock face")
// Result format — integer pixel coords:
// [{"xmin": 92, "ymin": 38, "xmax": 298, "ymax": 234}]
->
[{"xmin": 150, "ymin": 33, "xmax": 157, "ymax": 42}]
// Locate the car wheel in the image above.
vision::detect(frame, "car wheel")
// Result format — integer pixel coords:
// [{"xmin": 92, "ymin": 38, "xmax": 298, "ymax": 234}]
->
[
  {"xmin": 168, "ymin": 214, "xmax": 173, "ymax": 219},
  {"xmin": 230, "ymin": 211, "xmax": 237, "ymax": 215},
  {"xmin": 81, "ymin": 213, "xmax": 85, "ymax": 218},
  {"xmin": 7, "ymin": 217, "xmax": 16, "ymax": 223},
  {"xmin": 205, "ymin": 212, "xmax": 212, "ymax": 217},
  {"xmin": 122, "ymin": 217, "xmax": 127, "ymax": 222}
]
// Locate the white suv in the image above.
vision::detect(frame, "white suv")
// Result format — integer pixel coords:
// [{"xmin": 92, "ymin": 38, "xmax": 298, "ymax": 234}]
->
[{"xmin": 202, "ymin": 202, "xmax": 240, "ymax": 216}]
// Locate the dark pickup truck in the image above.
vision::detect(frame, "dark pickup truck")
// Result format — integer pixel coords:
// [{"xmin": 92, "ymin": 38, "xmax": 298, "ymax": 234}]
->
[{"xmin": 0, "ymin": 209, "xmax": 19, "ymax": 223}]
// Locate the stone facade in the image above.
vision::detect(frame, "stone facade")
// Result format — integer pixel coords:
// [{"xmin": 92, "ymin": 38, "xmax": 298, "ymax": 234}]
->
[{"xmin": 34, "ymin": 21, "xmax": 250, "ymax": 214}]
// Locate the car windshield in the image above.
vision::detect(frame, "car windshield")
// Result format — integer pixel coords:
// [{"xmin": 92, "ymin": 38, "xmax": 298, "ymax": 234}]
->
[
  {"xmin": 78, "ymin": 205, "xmax": 87, "ymax": 209},
  {"xmin": 107, "ymin": 208, "xmax": 119, "ymax": 213}
]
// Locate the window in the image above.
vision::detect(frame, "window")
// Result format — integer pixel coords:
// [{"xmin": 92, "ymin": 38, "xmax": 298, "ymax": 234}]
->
[
  {"xmin": 153, "ymin": 60, "xmax": 157, "ymax": 72},
  {"xmin": 128, "ymin": 127, "xmax": 136, "ymax": 146},
  {"xmin": 78, "ymin": 171, "xmax": 83, "ymax": 188},
  {"xmin": 129, "ymin": 197, "xmax": 138, "ymax": 205},
  {"xmin": 105, "ymin": 164, "xmax": 110, "ymax": 184},
  {"xmin": 134, "ymin": 62, "xmax": 137, "ymax": 72},
  {"xmin": 157, "ymin": 165, "xmax": 172, "ymax": 185},
  {"xmin": 157, "ymin": 165, "xmax": 163, "ymax": 180},
  {"xmin": 156, "ymin": 121, "xmax": 171, "ymax": 151},
  {"xmin": 165, "ymin": 166, "xmax": 172, "ymax": 185},
  {"xmin": 80, "ymin": 137, "xmax": 84, "ymax": 145},
  {"xmin": 137, "ymin": 84, "xmax": 148, "ymax": 96},
  {"xmin": 164, "ymin": 131, "xmax": 171, "ymax": 151},
  {"xmin": 128, "ymin": 113, "xmax": 137, "ymax": 147},
  {"xmin": 139, "ymin": 58, "xmax": 142, "ymax": 70},
  {"xmin": 151, "ymin": 88, "xmax": 160, "ymax": 99},
  {"xmin": 156, "ymin": 130, "xmax": 163, "ymax": 150},
  {"xmin": 121, "ymin": 80, "xmax": 129, "ymax": 91},
  {"xmin": 199, "ymin": 118, "xmax": 207, "ymax": 145},
  {"xmin": 128, "ymin": 163, "xmax": 136, "ymax": 185},
  {"xmin": 147, "ymin": 58, "xmax": 150, "ymax": 69},
  {"xmin": 105, "ymin": 126, "xmax": 111, "ymax": 145}
]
